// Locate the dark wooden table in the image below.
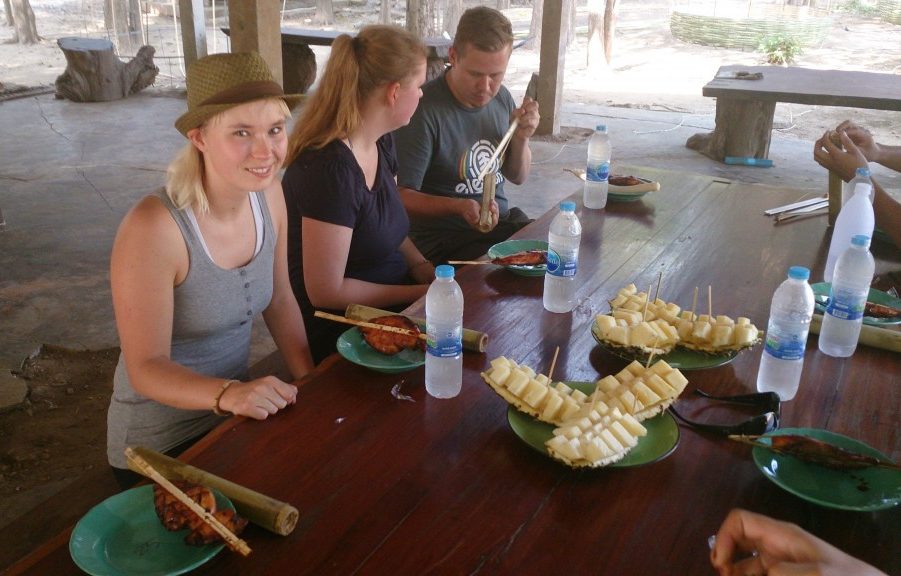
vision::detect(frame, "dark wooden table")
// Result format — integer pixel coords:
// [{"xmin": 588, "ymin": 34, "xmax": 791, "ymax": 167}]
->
[{"xmin": 7, "ymin": 167, "xmax": 900, "ymax": 575}]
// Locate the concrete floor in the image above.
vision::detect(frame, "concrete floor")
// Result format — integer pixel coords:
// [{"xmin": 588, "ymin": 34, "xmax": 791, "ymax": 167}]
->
[{"xmin": 2, "ymin": 89, "xmax": 897, "ymax": 403}]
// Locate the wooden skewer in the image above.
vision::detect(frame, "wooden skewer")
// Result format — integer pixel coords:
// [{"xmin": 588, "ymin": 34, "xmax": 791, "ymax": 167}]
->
[
  {"xmin": 477, "ymin": 119, "xmax": 519, "ymax": 181},
  {"xmin": 125, "ymin": 447, "xmax": 252, "ymax": 557},
  {"xmin": 653, "ymin": 271, "xmax": 663, "ymax": 303},
  {"xmin": 314, "ymin": 311, "xmax": 426, "ymax": 340},
  {"xmin": 690, "ymin": 286, "xmax": 698, "ymax": 320},
  {"xmin": 547, "ymin": 346, "xmax": 560, "ymax": 381},
  {"xmin": 642, "ymin": 283, "xmax": 652, "ymax": 321},
  {"xmin": 708, "ymin": 285, "xmax": 713, "ymax": 319},
  {"xmin": 447, "ymin": 259, "xmax": 491, "ymax": 265}
]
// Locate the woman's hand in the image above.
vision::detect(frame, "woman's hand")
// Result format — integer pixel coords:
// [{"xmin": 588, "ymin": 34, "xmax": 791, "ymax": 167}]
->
[
  {"xmin": 710, "ymin": 508, "xmax": 887, "ymax": 576},
  {"xmin": 218, "ymin": 376, "xmax": 298, "ymax": 420}
]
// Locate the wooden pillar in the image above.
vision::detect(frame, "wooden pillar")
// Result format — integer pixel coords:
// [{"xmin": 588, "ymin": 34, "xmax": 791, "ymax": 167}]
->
[
  {"xmin": 178, "ymin": 0, "xmax": 206, "ymax": 71},
  {"xmin": 227, "ymin": 0, "xmax": 283, "ymax": 85},
  {"xmin": 536, "ymin": 0, "xmax": 567, "ymax": 136}
]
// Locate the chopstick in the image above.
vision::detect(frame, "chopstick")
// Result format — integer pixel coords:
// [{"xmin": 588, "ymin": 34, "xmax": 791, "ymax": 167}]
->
[
  {"xmin": 314, "ymin": 311, "xmax": 426, "ymax": 340},
  {"xmin": 477, "ymin": 119, "xmax": 519, "ymax": 181},
  {"xmin": 124, "ymin": 447, "xmax": 252, "ymax": 557},
  {"xmin": 775, "ymin": 206, "xmax": 829, "ymax": 224}
]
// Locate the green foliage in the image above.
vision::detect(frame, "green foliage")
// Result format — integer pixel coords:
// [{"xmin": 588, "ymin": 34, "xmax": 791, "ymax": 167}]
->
[
  {"xmin": 757, "ymin": 35, "xmax": 802, "ymax": 65},
  {"xmin": 837, "ymin": 0, "xmax": 880, "ymax": 17}
]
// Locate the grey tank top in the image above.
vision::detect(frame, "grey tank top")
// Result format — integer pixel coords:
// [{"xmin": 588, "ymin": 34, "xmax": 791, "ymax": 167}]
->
[{"xmin": 107, "ymin": 189, "xmax": 275, "ymax": 468}]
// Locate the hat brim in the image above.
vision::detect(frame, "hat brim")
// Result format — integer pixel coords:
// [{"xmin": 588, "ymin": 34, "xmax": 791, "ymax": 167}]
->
[{"xmin": 175, "ymin": 93, "xmax": 304, "ymax": 137}]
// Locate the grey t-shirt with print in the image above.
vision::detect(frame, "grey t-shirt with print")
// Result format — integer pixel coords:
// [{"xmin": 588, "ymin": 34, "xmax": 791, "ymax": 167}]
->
[{"xmin": 394, "ymin": 72, "xmax": 516, "ymax": 247}]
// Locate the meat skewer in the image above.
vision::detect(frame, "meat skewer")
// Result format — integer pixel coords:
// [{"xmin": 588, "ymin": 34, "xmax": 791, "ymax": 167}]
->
[
  {"xmin": 864, "ymin": 301, "xmax": 901, "ymax": 319},
  {"xmin": 729, "ymin": 434, "xmax": 901, "ymax": 471},
  {"xmin": 448, "ymin": 249, "xmax": 547, "ymax": 267},
  {"xmin": 314, "ymin": 311, "xmax": 426, "ymax": 356}
]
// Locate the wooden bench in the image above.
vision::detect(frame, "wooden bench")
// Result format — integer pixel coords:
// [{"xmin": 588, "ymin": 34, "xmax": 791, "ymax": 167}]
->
[{"xmin": 686, "ymin": 65, "xmax": 901, "ymax": 163}]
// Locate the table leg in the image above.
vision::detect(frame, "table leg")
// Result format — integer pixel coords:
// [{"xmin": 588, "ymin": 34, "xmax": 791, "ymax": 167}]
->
[{"xmin": 686, "ymin": 97, "xmax": 776, "ymax": 162}]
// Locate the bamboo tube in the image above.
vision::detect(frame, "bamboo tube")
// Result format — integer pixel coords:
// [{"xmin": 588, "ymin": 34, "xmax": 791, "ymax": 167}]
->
[
  {"xmin": 479, "ymin": 172, "xmax": 497, "ymax": 232},
  {"xmin": 345, "ymin": 304, "xmax": 487, "ymax": 353},
  {"xmin": 127, "ymin": 446, "xmax": 299, "ymax": 536},
  {"xmin": 125, "ymin": 448, "xmax": 252, "ymax": 556},
  {"xmin": 314, "ymin": 310, "xmax": 426, "ymax": 340},
  {"xmin": 809, "ymin": 314, "xmax": 901, "ymax": 354}
]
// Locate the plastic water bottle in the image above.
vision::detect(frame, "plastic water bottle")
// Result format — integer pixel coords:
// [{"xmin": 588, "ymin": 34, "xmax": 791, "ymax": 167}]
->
[
  {"xmin": 818, "ymin": 235, "xmax": 874, "ymax": 357},
  {"xmin": 756, "ymin": 266, "xmax": 815, "ymax": 401},
  {"xmin": 584, "ymin": 125, "xmax": 611, "ymax": 209},
  {"xmin": 824, "ymin": 182, "xmax": 874, "ymax": 283},
  {"xmin": 842, "ymin": 167, "xmax": 872, "ymax": 205},
  {"xmin": 425, "ymin": 264, "xmax": 464, "ymax": 399},
  {"xmin": 544, "ymin": 201, "xmax": 582, "ymax": 313}
]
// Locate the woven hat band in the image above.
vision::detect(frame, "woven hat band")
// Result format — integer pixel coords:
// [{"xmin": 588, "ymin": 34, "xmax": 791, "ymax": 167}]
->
[{"xmin": 200, "ymin": 80, "xmax": 286, "ymax": 107}]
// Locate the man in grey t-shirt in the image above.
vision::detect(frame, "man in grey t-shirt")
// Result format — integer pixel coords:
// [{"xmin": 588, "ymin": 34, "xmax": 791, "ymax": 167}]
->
[{"xmin": 394, "ymin": 6, "xmax": 540, "ymax": 264}]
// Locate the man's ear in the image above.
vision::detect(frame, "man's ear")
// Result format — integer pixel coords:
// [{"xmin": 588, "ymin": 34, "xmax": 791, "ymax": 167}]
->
[{"xmin": 448, "ymin": 45, "xmax": 458, "ymax": 67}]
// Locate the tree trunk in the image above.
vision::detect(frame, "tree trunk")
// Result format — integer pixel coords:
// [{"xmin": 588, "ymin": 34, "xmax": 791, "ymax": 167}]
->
[
  {"xmin": 406, "ymin": 0, "xmax": 436, "ymax": 37},
  {"xmin": 10, "ymin": 0, "xmax": 39, "ymax": 44},
  {"xmin": 443, "ymin": 0, "xmax": 462, "ymax": 37},
  {"xmin": 55, "ymin": 37, "xmax": 158, "ymax": 102},
  {"xmin": 313, "ymin": 0, "xmax": 335, "ymax": 25},
  {"xmin": 566, "ymin": 0, "xmax": 576, "ymax": 48},
  {"xmin": 587, "ymin": 0, "xmax": 603, "ymax": 67},
  {"xmin": 603, "ymin": 0, "xmax": 617, "ymax": 65},
  {"xmin": 4, "ymin": 0, "xmax": 14, "ymax": 26},
  {"xmin": 528, "ymin": 0, "xmax": 543, "ymax": 50},
  {"xmin": 496, "ymin": 0, "xmax": 510, "ymax": 9},
  {"xmin": 379, "ymin": 0, "xmax": 390, "ymax": 24}
]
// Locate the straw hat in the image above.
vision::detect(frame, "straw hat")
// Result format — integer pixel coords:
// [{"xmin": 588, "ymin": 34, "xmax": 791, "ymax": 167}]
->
[{"xmin": 175, "ymin": 52, "xmax": 304, "ymax": 137}]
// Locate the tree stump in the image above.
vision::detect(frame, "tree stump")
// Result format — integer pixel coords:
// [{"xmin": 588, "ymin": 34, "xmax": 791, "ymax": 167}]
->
[
  {"xmin": 54, "ymin": 37, "xmax": 159, "ymax": 103},
  {"xmin": 685, "ymin": 97, "xmax": 776, "ymax": 161},
  {"xmin": 282, "ymin": 43, "xmax": 317, "ymax": 95}
]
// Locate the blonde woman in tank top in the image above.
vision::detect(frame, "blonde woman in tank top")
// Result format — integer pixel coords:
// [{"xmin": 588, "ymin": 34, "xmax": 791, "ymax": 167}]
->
[{"xmin": 107, "ymin": 52, "xmax": 314, "ymax": 485}]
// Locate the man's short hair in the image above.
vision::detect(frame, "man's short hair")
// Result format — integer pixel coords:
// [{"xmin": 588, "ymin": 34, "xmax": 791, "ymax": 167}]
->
[{"xmin": 453, "ymin": 6, "xmax": 514, "ymax": 54}]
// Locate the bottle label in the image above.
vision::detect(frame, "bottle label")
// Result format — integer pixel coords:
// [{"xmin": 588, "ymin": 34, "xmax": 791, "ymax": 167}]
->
[
  {"xmin": 825, "ymin": 287, "xmax": 866, "ymax": 321},
  {"xmin": 586, "ymin": 161, "xmax": 610, "ymax": 183},
  {"xmin": 546, "ymin": 249, "xmax": 578, "ymax": 278},
  {"xmin": 426, "ymin": 326, "xmax": 462, "ymax": 358},
  {"xmin": 763, "ymin": 325, "xmax": 808, "ymax": 361}
]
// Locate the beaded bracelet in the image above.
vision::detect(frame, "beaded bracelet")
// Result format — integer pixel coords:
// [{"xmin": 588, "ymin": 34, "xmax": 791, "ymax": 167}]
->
[{"xmin": 213, "ymin": 379, "xmax": 239, "ymax": 416}]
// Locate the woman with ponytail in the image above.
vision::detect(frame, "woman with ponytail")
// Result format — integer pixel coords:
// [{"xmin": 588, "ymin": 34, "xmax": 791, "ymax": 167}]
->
[{"xmin": 283, "ymin": 25, "xmax": 433, "ymax": 363}]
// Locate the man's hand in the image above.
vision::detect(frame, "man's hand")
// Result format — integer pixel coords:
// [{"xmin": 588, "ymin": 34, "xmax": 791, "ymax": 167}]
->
[
  {"xmin": 460, "ymin": 197, "xmax": 498, "ymax": 232},
  {"xmin": 512, "ymin": 96, "xmax": 539, "ymax": 141},
  {"xmin": 834, "ymin": 120, "xmax": 882, "ymax": 163},
  {"xmin": 814, "ymin": 130, "xmax": 869, "ymax": 182}
]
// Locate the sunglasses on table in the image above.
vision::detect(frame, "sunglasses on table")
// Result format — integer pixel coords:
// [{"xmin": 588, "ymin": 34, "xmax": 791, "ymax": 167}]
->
[{"xmin": 669, "ymin": 389, "xmax": 781, "ymax": 436}]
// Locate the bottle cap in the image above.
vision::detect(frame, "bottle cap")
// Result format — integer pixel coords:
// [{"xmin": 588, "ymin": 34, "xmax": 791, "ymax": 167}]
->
[
  {"xmin": 435, "ymin": 264, "xmax": 455, "ymax": 279},
  {"xmin": 787, "ymin": 266, "xmax": 810, "ymax": 281},
  {"xmin": 850, "ymin": 234, "xmax": 870, "ymax": 247},
  {"xmin": 855, "ymin": 167, "xmax": 870, "ymax": 177},
  {"xmin": 595, "ymin": 124, "xmax": 607, "ymax": 133},
  {"xmin": 560, "ymin": 200, "xmax": 576, "ymax": 212}
]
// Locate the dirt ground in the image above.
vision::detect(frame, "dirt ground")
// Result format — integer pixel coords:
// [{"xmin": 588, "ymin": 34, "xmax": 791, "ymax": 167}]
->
[{"xmin": 0, "ymin": 0, "xmax": 899, "ymax": 543}]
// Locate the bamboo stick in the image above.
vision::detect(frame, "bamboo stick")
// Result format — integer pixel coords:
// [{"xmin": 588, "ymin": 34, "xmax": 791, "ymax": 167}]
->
[
  {"xmin": 708, "ymin": 285, "xmax": 713, "ymax": 319},
  {"xmin": 447, "ymin": 259, "xmax": 492, "ymax": 265},
  {"xmin": 127, "ymin": 446, "xmax": 299, "ymax": 536},
  {"xmin": 642, "ymin": 283, "xmax": 652, "ymax": 321},
  {"xmin": 653, "ymin": 271, "xmax": 663, "ymax": 303},
  {"xmin": 477, "ymin": 119, "xmax": 519, "ymax": 181},
  {"xmin": 345, "ymin": 304, "xmax": 488, "ymax": 353},
  {"xmin": 690, "ymin": 286, "xmax": 699, "ymax": 320},
  {"xmin": 125, "ymin": 448, "xmax": 252, "ymax": 556},
  {"xmin": 314, "ymin": 311, "xmax": 426, "ymax": 340}
]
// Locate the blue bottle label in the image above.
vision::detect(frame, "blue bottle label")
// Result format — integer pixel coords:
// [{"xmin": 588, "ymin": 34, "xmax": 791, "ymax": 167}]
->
[
  {"xmin": 546, "ymin": 249, "xmax": 577, "ymax": 278},
  {"xmin": 825, "ymin": 287, "xmax": 866, "ymax": 321},
  {"xmin": 426, "ymin": 328, "xmax": 462, "ymax": 358},
  {"xmin": 587, "ymin": 162, "xmax": 610, "ymax": 183},
  {"xmin": 763, "ymin": 326, "xmax": 807, "ymax": 361}
]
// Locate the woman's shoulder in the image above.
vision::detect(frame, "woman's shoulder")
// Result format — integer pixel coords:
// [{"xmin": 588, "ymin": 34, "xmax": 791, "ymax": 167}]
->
[{"xmin": 113, "ymin": 192, "xmax": 184, "ymax": 263}]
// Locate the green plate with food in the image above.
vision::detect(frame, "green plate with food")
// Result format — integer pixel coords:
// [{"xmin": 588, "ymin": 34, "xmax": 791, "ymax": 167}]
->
[
  {"xmin": 487, "ymin": 239, "xmax": 548, "ymax": 277},
  {"xmin": 608, "ymin": 175, "xmax": 660, "ymax": 203},
  {"xmin": 507, "ymin": 381, "xmax": 680, "ymax": 468},
  {"xmin": 70, "ymin": 485, "xmax": 233, "ymax": 576},
  {"xmin": 811, "ymin": 282, "xmax": 901, "ymax": 326},
  {"xmin": 337, "ymin": 326, "xmax": 425, "ymax": 374},
  {"xmin": 750, "ymin": 428, "xmax": 901, "ymax": 511},
  {"xmin": 590, "ymin": 322, "xmax": 738, "ymax": 370}
]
